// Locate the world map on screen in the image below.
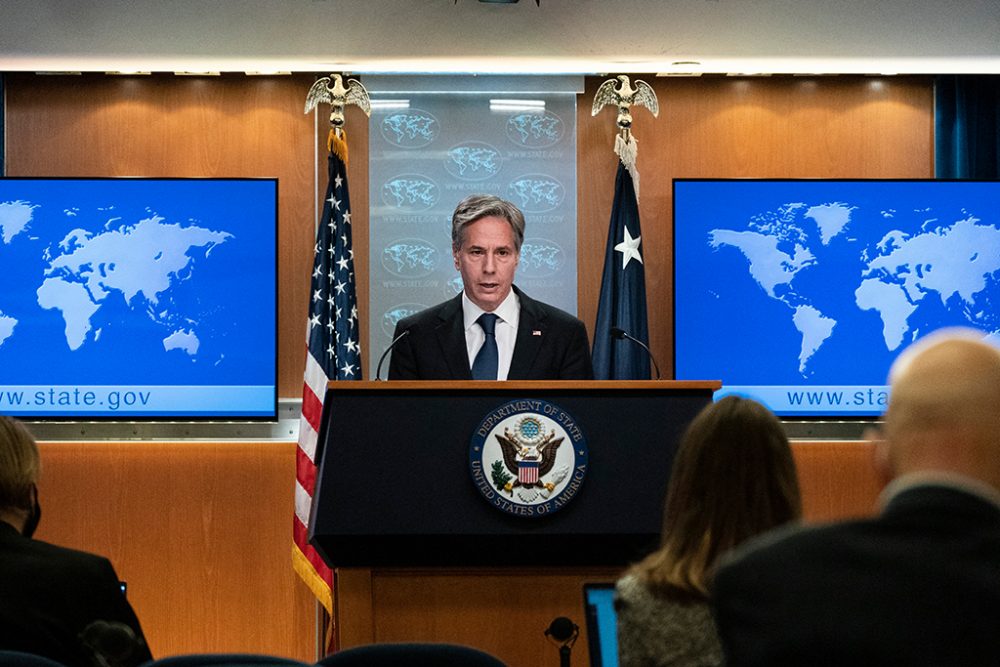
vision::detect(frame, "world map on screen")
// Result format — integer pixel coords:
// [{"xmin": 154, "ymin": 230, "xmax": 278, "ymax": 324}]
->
[
  {"xmin": 3, "ymin": 204, "xmax": 231, "ymax": 354},
  {"xmin": 674, "ymin": 181, "xmax": 1000, "ymax": 415},
  {"xmin": 710, "ymin": 204, "xmax": 1000, "ymax": 373}
]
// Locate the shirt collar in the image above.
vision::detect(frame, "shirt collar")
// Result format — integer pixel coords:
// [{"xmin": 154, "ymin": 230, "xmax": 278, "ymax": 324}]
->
[
  {"xmin": 462, "ymin": 289, "xmax": 519, "ymax": 331},
  {"xmin": 879, "ymin": 471, "xmax": 1000, "ymax": 512}
]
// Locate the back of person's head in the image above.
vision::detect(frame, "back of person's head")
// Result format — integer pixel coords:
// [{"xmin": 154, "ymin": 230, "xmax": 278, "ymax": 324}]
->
[
  {"xmin": 882, "ymin": 328, "xmax": 1000, "ymax": 490},
  {"xmin": 631, "ymin": 396, "xmax": 801, "ymax": 600},
  {"xmin": 0, "ymin": 415, "xmax": 40, "ymax": 513}
]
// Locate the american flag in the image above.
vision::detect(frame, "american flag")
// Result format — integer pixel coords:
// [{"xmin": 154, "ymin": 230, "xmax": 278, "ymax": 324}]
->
[{"xmin": 293, "ymin": 130, "xmax": 361, "ymax": 649}]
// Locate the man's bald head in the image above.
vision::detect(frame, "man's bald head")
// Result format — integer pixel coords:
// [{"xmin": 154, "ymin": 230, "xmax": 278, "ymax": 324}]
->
[{"xmin": 883, "ymin": 329, "xmax": 1000, "ymax": 489}]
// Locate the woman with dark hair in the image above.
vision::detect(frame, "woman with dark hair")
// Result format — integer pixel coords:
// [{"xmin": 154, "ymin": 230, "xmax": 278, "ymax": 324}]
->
[{"xmin": 615, "ymin": 396, "xmax": 801, "ymax": 667}]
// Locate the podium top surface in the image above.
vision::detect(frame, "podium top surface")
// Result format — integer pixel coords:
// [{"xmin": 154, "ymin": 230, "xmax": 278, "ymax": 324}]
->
[{"xmin": 326, "ymin": 380, "xmax": 722, "ymax": 392}]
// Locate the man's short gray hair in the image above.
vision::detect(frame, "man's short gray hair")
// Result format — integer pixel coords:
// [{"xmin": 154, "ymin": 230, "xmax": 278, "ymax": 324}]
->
[
  {"xmin": 0, "ymin": 416, "xmax": 39, "ymax": 512},
  {"xmin": 451, "ymin": 194, "xmax": 525, "ymax": 252}
]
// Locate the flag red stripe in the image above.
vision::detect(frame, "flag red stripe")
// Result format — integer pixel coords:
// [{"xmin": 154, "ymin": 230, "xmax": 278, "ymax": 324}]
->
[
  {"xmin": 296, "ymin": 444, "xmax": 317, "ymax": 495},
  {"xmin": 301, "ymin": 381, "xmax": 325, "ymax": 434}
]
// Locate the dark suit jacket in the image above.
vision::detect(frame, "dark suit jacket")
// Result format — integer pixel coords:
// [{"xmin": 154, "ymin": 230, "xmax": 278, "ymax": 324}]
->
[
  {"xmin": 0, "ymin": 521, "xmax": 153, "ymax": 666},
  {"xmin": 387, "ymin": 286, "xmax": 593, "ymax": 380},
  {"xmin": 712, "ymin": 484, "xmax": 1000, "ymax": 666}
]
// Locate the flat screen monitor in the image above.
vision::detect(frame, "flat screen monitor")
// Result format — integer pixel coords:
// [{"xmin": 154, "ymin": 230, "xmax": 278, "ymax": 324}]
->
[
  {"xmin": 673, "ymin": 179, "xmax": 1000, "ymax": 418},
  {"xmin": 0, "ymin": 177, "xmax": 278, "ymax": 420},
  {"xmin": 583, "ymin": 583, "xmax": 619, "ymax": 667}
]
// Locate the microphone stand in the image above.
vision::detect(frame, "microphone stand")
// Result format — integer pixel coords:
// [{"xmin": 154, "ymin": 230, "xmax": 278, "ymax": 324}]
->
[
  {"xmin": 544, "ymin": 617, "xmax": 579, "ymax": 667},
  {"xmin": 374, "ymin": 329, "xmax": 410, "ymax": 380},
  {"xmin": 610, "ymin": 327, "xmax": 662, "ymax": 379}
]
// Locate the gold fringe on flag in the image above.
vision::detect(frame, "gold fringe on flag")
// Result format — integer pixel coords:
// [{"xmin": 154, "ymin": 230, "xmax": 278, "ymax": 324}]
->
[
  {"xmin": 328, "ymin": 129, "xmax": 349, "ymax": 166},
  {"xmin": 291, "ymin": 544, "xmax": 337, "ymax": 653},
  {"xmin": 291, "ymin": 545, "xmax": 333, "ymax": 615}
]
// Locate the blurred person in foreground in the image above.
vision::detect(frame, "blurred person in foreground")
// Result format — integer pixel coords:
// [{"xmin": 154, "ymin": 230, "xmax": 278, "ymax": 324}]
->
[
  {"xmin": 615, "ymin": 396, "xmax": 802, "ymax": 667},
  {"xmin": 0, "ymin": 415, "xmax": 152, "ymax": 667},
  {"xmin": 712, "ymin": 328, "xmax": 1000, "ymax": 666}
]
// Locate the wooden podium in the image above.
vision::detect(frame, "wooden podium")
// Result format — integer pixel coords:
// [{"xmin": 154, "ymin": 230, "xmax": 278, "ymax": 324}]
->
[{"xmin": 310, "ymin": 380, "xmax": 719, "ymax": 666}]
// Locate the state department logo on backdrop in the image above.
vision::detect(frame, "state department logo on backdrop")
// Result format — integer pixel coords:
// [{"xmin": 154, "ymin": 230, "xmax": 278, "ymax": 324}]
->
[
  {"xmin": 505, "ymin": 110, "xmax": 565, "ymax": 148},
  {"xmin": 518, "ymin": 238, "xmax": 566, "ymax": 279},
  {"xmin": 379, "ymin": 109, "xmax": 440, "ymax": 148},
  {"xmin": 469, "ymin": 399, "xmax": 588, "ymax": 518},
  {"xmin": 445, "ymin": 142, "xmax": 503, "ymax": 181},
  {"xmin": 382, "ymin": 238, "xmax": 439, "ymax": 278},
  {"xmin": 381, "ymin": 303, "xmax": 427, "ymax": 338},
  {"xmin": 508, "ymin": 174, "xmax": 565, "ymax": 213},
  {"xmin": 381, "ymin": 175, "xmax": 439, "ymax": 212}
]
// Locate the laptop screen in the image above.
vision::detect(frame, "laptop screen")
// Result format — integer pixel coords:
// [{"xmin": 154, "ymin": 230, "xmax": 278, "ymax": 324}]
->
[{"xmin": 583, "ymin": 583, "xmax": 619, "ymax": 667}]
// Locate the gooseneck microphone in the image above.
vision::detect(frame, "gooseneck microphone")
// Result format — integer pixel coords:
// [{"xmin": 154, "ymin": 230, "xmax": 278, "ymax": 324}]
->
[
  {"xmin": 375, "ymin": 329, "xmax": 411, "ymax": 381},
  {"xmin": 610, "ymin": 327, "xmax": 662, "ymax": 379},
  {"xmin": 544, "ymin": 616, "xmax": 579, "ymax": 667}
]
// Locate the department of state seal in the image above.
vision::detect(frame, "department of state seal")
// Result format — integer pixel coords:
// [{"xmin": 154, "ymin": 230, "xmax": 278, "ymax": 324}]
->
[{"xmin": 469, "ymin": 399, "xmax": 588, "ymax": 518}]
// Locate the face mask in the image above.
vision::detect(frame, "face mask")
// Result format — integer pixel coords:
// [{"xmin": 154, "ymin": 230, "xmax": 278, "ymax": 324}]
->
[{"xmin": 22, "ymin": 484, "xmax": 41, "ymax": 538}]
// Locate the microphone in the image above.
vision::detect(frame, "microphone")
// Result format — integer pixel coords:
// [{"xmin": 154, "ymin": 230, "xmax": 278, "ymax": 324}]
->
[
  {"xmin": 544, "ymin": 616, "xmax": 579, "ymax": 667},
  {"xmin": 545, "ymin": 616, "xmax": 578, "ymax": 643},
  {"xmin": 610, "ymin": 327, "xmax": 662, "ymax": 379},
  {"xmin": 375, "ymin": 329, "xmax": 411, "ymax": 381}
]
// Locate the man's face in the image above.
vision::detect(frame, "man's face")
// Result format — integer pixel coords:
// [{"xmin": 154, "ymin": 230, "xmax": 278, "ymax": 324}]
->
[{"xmin": 453, "ymin": 215, "xmax": 519, "ymax": 312}]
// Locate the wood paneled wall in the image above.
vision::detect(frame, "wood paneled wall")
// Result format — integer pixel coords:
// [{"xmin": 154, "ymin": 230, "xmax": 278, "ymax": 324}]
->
[
  {"xmin": 34, "ymin": 441, "xmax": 316, "ymax": 661},
  {"xmin": 5, "ymin": 73, "xmax": 930, "ymax": 660}
]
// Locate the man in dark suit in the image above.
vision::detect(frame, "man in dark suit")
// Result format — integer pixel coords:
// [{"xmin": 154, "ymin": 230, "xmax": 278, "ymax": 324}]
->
[
  {"xmin": 712, "ymin": 328, "xmax": 1000, "ymax": 666},
  {"xmin": 388, "ymin": 194, "xmax": 593, "ymax": 380},
  {"xmin": 0, "ymin": 415, "xmax": 153, "ymax": 667}
]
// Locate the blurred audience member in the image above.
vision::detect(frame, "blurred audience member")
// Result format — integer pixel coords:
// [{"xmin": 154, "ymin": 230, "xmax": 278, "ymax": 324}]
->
[
  {"xmin": 615, "ymin": 396, "xmax": 801, "ymax": 666},
  {"xmin": 0, "ymin": 415, "xmax": 152, "ymax": 666},
  {"xmin": 713, "ymin": 328, "xmax": 1000, "ymax": 666}
]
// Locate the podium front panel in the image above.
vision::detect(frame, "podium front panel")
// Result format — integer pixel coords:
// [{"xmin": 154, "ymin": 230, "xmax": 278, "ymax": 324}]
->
[{"xmin": 309, "ymin": 381, "xmax": 716, "ymax": 567}]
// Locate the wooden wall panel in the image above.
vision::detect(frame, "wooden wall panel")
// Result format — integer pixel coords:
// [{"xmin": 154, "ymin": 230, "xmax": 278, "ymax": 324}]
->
[
  {"xmin": 577, "ymin": 76, "xmax": 934, "ymax": 376},
  {"xmin": 34, "ymin": 440, "xmax": 315, "ymax": 661},
  {"xmin": 793, "ymin": 440, "xmax": 883, "ymax": 521}
]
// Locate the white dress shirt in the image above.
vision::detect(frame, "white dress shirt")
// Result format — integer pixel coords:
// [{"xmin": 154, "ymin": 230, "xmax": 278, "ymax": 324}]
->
[{"xmin": 462, "ymin": 290, "xmax": 520, "ymax": 380}]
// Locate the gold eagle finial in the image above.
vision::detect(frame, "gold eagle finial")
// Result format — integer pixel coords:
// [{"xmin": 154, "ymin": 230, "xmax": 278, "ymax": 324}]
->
[
  {"xmin": 592, "ymin": 74, "xmax": 659, "ymax": 139},
  {"xmin": 304, "ymin": 73, "xmax": 371, "ymax": 136}
]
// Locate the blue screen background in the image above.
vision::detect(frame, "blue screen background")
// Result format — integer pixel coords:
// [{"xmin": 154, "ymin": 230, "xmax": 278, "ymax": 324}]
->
[
  {"xmin": 673, "ymin": 180, "xmax": 1000, "ymax": 417},
  {"xmin": 0, "ymin": 178, "xmax": 277, "ymax": 418}
]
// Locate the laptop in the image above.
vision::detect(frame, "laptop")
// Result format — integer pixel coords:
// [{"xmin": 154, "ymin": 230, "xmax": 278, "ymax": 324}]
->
[{"xmin": 583, "ymin": 582, "xmax": 619, "ymax": 667}]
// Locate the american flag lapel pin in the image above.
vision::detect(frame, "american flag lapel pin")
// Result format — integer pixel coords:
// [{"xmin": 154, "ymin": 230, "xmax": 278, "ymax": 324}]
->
[{"xmin": 532, "ymin": 330, "xmax": 542, "ymax": 336}]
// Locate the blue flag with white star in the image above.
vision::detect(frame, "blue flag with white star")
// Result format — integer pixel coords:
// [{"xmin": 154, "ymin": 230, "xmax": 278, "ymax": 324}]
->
[{"xmin": 592, "ymin": 159, "xmax": 651, "ymax": 380}]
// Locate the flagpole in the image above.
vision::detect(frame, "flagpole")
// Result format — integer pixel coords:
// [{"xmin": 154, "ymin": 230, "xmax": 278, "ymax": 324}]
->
[
  {"xmin": 590, "ymin": 75, "xmax": 659, "ymax": 380},
  {"xmin": 295, "ymin": 73, "xmax": 371, "ymax": 658}
]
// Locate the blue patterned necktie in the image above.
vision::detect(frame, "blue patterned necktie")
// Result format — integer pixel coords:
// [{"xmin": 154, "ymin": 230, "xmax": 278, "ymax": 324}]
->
[{"xmin": 471, "ymin": 313, "xmax": 499, "ymax": 380}]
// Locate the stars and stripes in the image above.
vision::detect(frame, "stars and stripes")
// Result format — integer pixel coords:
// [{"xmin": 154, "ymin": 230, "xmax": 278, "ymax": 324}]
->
[{"xmin": 293, "ymin": 130, "xmax": 361, "ymax": 646}]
